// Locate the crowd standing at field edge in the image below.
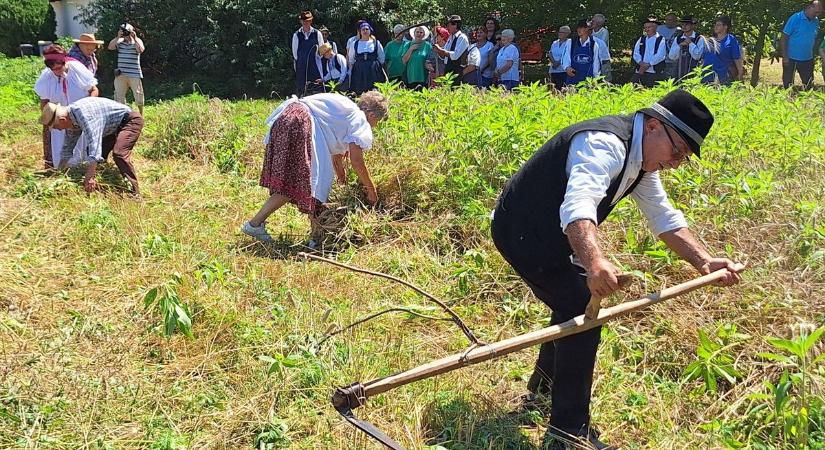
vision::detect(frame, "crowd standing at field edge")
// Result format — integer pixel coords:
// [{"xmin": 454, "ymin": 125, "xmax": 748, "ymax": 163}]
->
[{"xmin": 292, "ymin": 3, "xmax": 823, "ymax": 96}]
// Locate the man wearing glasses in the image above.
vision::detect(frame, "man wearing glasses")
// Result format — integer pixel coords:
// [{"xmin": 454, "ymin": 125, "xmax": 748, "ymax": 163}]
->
[{"xmin": 491, "ymin": 90, "xmax": 741, "ymax": 449}]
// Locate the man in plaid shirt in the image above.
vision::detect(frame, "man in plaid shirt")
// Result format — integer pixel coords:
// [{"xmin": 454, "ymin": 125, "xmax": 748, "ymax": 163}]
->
[{"xmin": 41, "ymin": 97, "xmax": 143, "ymax": 195}]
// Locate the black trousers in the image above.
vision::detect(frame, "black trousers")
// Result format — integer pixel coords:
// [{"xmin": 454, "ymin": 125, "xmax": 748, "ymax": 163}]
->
[
  {"xmin": 783, "ymin": 59, "xmax": 815, "ymax": 89},
  {"xmin": 491, "ymin": 217, "xmax": 601, "ymax": 433}
]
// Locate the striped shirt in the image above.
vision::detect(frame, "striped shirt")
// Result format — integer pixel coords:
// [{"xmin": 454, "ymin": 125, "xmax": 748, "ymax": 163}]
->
[
  {"xmin": 117, "ymin": 40, "xmax": 143, "ymax": 78},
  {"xmin": 62, "ymin": 97, "xmax": 133, "ymax": 164}
]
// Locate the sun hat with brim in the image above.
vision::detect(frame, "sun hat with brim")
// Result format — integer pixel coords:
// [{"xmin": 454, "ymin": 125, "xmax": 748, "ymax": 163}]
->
[
  {"xmin": 641, "ymin": 16, "xmax": 660, "ymax": 25},
  {"xmin": 679, "ymin": 16, "xmax": 699, "ymax": 24},
  {"xmin": 408, "ymin": 25, "xmax": 430, "ymax": 40},
  {"xmin": 40, "ymin": 102, "xmax": 66, "ymax": 127},
  {"xmin": 298, "ymin": 11, "xmax": 313, "ymax": 21},
  {"xmin": 639, "ymin": 89, "xmax": 714, "ymax": 157},
  {"xmin": 73, "ymin": 33, "xmax": 104, "ymax": 45}
]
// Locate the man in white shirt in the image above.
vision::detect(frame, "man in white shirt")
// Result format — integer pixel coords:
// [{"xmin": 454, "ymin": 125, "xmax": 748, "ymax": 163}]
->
[
  {"xmin": 668, "ymin": 16, "xmax": 705, "ymax": 80},
  {"xmin": 434, "ymin": 15, "xmax": 470, "ymax": 85},
  {"xmin": 658, "ymin": 13, "xmax": 682, "ymax": 78},
  {"xmin": 633, "ymin": 16, "xmax": 667, "ymax": 87},
  {"xmin": 590, "ymin": 14, "xmax": 611, "ymax": 81},
  {"xmin": 561, "ymin": 19, "xmax": 601, "ymax": 85},
  {"xmin": 292, "ymin": 11, "xmax": 324, "ymax": 95},
  {"xmin": 491, "ymin": 89, "xmax": 741, "ymax": 450}
]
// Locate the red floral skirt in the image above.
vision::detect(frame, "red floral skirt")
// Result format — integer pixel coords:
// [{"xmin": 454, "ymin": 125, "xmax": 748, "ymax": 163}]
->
[{"xmin": 259, "ymin": 103, "xmax": 319, "ymax": 215}]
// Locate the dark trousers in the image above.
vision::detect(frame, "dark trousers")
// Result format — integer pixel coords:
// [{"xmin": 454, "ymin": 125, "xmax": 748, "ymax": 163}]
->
[
  {"xmin": 491, "ymin": 218, "xmax": 600, "ymax": 433},
  {"xmin": 101, "ymin": 112, "xmax": 142, "ymax": 191},
  {"xmin": 634, "ymin": 72, "xmax": 661, "ymax": 88},
  {"xmin": 783, "ymin": 59, "xmax": 815, "ymax": 89},
  {"xmin": 550, "ymin": 72, "xmax": 566, "ymax": 91}
]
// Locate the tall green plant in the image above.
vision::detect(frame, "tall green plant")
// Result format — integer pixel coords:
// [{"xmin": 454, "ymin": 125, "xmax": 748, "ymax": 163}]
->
[{"xmin": 143, "ymin": 273, "xmax": 194, "ymax": 338}]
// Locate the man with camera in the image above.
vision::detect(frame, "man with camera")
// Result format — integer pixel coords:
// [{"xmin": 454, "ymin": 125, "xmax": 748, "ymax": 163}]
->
[{"xmin": 108, "ymin": 23, "xmax": 145, "ymax": 114}]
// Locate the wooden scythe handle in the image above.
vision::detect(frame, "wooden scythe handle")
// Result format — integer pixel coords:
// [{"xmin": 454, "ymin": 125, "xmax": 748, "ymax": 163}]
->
[
  {"xmin": 584, "ymin": 273, "xmax": 635, "ymax": 320},
  {"xmin": 360, "ymin": 264, "xmax": 745, "ymax": 398}
]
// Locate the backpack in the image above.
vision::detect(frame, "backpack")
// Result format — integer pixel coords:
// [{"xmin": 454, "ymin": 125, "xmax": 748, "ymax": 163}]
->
[{"xmin": 636, "ymin": 35, "xmax": 666, "ymax": 73}]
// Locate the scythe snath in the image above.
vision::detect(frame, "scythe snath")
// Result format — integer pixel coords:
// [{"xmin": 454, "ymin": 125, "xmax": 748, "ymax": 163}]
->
[{"xmin": 300, "ymin": 253, "xmax": 745, "ymax": 449}]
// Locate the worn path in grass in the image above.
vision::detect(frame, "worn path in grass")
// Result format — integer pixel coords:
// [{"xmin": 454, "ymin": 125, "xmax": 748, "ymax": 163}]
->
[{"xmin": 1, "ymin": 83, "xmax": 824, "ymax": 449}]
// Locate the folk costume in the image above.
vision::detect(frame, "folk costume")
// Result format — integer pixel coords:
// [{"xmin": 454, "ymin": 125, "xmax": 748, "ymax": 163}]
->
[
  {"xmin": 292, "ymin": 11, "xmax": 325, "ymax": 96},
  {"xmin": 491, "ymin": 90, "xmax": 714, "ymax": 448},
  {"xmin": 347, "ymin": 32, "xmax": 386, "ymax": 95},
  {"xmin": 667, "ymin": 17, "xmax": 705, "ymax": 80}
]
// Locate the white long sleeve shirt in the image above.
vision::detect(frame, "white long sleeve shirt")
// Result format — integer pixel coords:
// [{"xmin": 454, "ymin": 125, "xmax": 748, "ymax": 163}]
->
[
  {"xmin": 633, "ymin": 34, "xmax": 667, "ymax": 73},
  {"xmin": 560, "ymin": 113, "xmax": 688, "ymax": 236},
  {"xmin": 667, "ymin": 31, "xmax": 705, "ymax": 61},
  {"xmin": 443, "ymin": 31, "xmax": 470, "ymax": 63},
  {"xmin": 320, "ymin": 53, "xmax": 348, "ymax": 83},
  {"xmin": 560, "ymin": 37, "xmax": 601, "ymax": 76},
  {"xmin": 347, "ymin": 38, "xmax": 385, "ymax": 66},
  {"xmin": 292, "ymin": 27, "xmax": 324, "ymax": 61}
]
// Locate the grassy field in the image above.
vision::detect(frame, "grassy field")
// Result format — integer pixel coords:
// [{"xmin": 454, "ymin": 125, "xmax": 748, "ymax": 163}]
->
[{"xmin": 1, "ymin": 56, "xmax": 824, "ymax": 449}]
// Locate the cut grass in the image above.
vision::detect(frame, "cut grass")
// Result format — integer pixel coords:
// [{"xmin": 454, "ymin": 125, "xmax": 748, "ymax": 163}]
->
[{"xmin": 1, "ymin": 78, "xmax": 824, "ymax": 449}]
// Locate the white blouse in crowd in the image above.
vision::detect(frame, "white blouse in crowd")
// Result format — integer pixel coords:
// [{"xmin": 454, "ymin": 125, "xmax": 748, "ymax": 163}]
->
[
  {"xmin": 474, "ymin": 41, "xmax": 494, "ymax": 77},
  {"xmin": 319, "ymin": 53, "xmax": 349, "ymax": 83},
  {"xmin": 592, "ymin": 27, "xmax": 610, "ymax": 50},
  {"xmin": 346, "ymin": 38, "xmax": 386, "ymax": 66},
  {"xmin": 495, "ymin": 43, "xmax": 520, "ymax": 81},
  {"xmin": 34, "ymin": 59, "xmax": 97, "ymax": 166},
  {"xmin": 560, "ymin": 38, "xmax": 602, "ymax": 76},
  {"xmin": 633, "ymin": 34, "xmax": 668, "ymax": 73},
  {"xmin": 560, "ymin": 113, "xmax": 688, "ymax": 236},
  {"xmin": 667, "ymin": 31, "xmax": 705, "ymax": 61},
  {"xmin": 443, "ymin": 31, "xmax": 470, "ymax": 63},
  {"xmin": 263, "ymin": 93, "xmax": 373, "ymax": 203},
  {"xmin": 593, "ymin": 36, "xmax": 610, "ymax": 62},
  {"xmin": 549, "ymin": 39, "xmax": 568, "ymax": 74}
]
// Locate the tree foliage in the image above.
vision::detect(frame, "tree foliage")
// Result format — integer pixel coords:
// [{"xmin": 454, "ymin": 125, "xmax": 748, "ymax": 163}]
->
[{"xmin": 0, "ymin": 0, "xmax": 55, "ymax": 56}]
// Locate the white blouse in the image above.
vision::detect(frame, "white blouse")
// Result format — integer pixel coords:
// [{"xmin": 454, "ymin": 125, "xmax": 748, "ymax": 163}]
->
[
  {"xmin": 347, "ymin": 38, "xmax": 386, "ymax": 66},
  {"xmin": 264, "ymin": 93, "xmax": 373, "ymax": 203},
  {"xmin": 34, "ymin": 60, "xmax": 97, "ymax": 106},
  {"xmin": 34, "ymin": 60, "xmax": 98, "ymax": 166}
]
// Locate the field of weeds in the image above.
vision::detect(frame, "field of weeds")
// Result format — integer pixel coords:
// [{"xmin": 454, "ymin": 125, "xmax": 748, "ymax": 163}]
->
[{"xmin": 1, "ymin": 55, "xmax": 824, "ymax": 449}]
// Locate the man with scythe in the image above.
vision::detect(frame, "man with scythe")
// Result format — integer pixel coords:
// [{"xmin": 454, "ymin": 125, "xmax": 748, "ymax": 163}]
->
[{"xmin": 490, "ymin": 89, "xmax": 741, "ymax": 449}]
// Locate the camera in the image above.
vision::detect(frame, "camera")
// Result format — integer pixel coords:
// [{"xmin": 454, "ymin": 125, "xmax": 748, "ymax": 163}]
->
[{"xmin": 119, "ymin": 23, "xmax": 130, "ymax": 36}]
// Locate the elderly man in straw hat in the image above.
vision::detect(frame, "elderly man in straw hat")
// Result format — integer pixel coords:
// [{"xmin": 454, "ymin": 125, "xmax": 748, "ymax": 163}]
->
[
  {"xmin": 68, "ymin": 33, "xmax": 104, "ymax": 75},
  {"xmin": 491, "ymin": 89, "xmax": 741, "ymax": 449},
  {"xmin": 40, "ymin": 97, "xmax": 143, "ymax": 196}
]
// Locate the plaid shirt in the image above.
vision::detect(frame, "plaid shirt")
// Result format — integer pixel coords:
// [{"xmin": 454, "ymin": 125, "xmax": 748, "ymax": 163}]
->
[{"xmin": 62, "ymin": 97, "xmax": 132, "ymax": 164}]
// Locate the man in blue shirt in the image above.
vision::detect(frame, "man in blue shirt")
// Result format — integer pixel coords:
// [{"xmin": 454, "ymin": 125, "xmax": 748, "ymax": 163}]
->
[{"xmin": 780, "ymin": 1, "xmax": 822, "ymax": 89}]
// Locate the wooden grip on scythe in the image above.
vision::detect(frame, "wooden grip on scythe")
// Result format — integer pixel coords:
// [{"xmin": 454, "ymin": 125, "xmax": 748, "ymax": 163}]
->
[
  {"xmin": 332, "ymin": 264, "xmax": 745, "ymax": 449},
  {"xmin": 585, "ymin": 273, "xmax": 636, "ymax": 320}
]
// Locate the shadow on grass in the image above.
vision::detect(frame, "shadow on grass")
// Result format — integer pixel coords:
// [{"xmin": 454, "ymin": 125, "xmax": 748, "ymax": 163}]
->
[{"xmin": 423, "ymin": 398, "xmax": 547, "ymax": 450}]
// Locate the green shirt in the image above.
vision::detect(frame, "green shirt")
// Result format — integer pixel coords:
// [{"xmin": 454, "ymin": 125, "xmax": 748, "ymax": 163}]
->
[
  {"xmin": 384, "ymin": 40, "xmax": 407, "ymax": 79},
  {"xmin": 402, "ymin": 40, "xmax": 432, "ymax": 84}
]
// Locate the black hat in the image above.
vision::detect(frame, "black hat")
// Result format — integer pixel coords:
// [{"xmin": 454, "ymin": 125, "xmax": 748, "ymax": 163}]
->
[
  {"xmin": 298, "ymin": 11, "xmax": 313, "ymax": 21},
  {"xmin": 447, "ymin": 15, "xmax": 462, "ymax": 23},
  {"xmin": 575, "ymin": 19, "xmax": 591, "ymax": 29},
  {"xmin": 680, "ymin": 16, "xmax": 699, "ymax": 24},
  {"xmin": 639, "ymin": 89, "xmax": 714, "ymax": 157},
  {"xmin": 641, "ymin": 16, "xmax": 660, "ymax": 25}
]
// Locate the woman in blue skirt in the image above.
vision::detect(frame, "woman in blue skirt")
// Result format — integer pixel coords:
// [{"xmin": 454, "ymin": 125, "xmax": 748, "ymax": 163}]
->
[{"xmin": 347, "ymin": 21, "xmax": 386, "ymax": 94}]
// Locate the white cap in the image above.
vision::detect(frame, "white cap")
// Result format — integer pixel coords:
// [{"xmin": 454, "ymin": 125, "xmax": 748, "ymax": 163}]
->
[{"xmin": 501, "ymin": 29, "xmax": 515, "ymax": 38}]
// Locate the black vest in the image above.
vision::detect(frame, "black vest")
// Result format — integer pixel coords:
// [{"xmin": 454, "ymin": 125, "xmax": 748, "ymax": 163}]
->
[
  {"xmin": 492, "ymin": 115, "xmax": 645, "ymax": 275},
  {"xmin": 674, "ymin": 33, "xmax": 703, "ymax": 78},
  {"xmin": 445, "ymin": 32, "xmax": 468, "ymax": 78}
]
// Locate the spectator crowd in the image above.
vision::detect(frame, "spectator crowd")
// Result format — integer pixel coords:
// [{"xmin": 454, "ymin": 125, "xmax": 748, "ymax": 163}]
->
[{"xmin": 291, "ymin": 2, "xmax": 823, "ymax": 95}]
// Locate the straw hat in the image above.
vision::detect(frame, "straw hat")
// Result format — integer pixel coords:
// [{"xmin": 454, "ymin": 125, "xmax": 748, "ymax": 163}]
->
[
  {"xmin": 40, "ymin": 102, "xmax": 66, "ymax": 127},
  {"xmin": 408, "ymin": 25, "xmax": 430, "ymax": 41},
  {"xmin": 73, "ymin": 33, "xmax": 104, "ymax": 46}
]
